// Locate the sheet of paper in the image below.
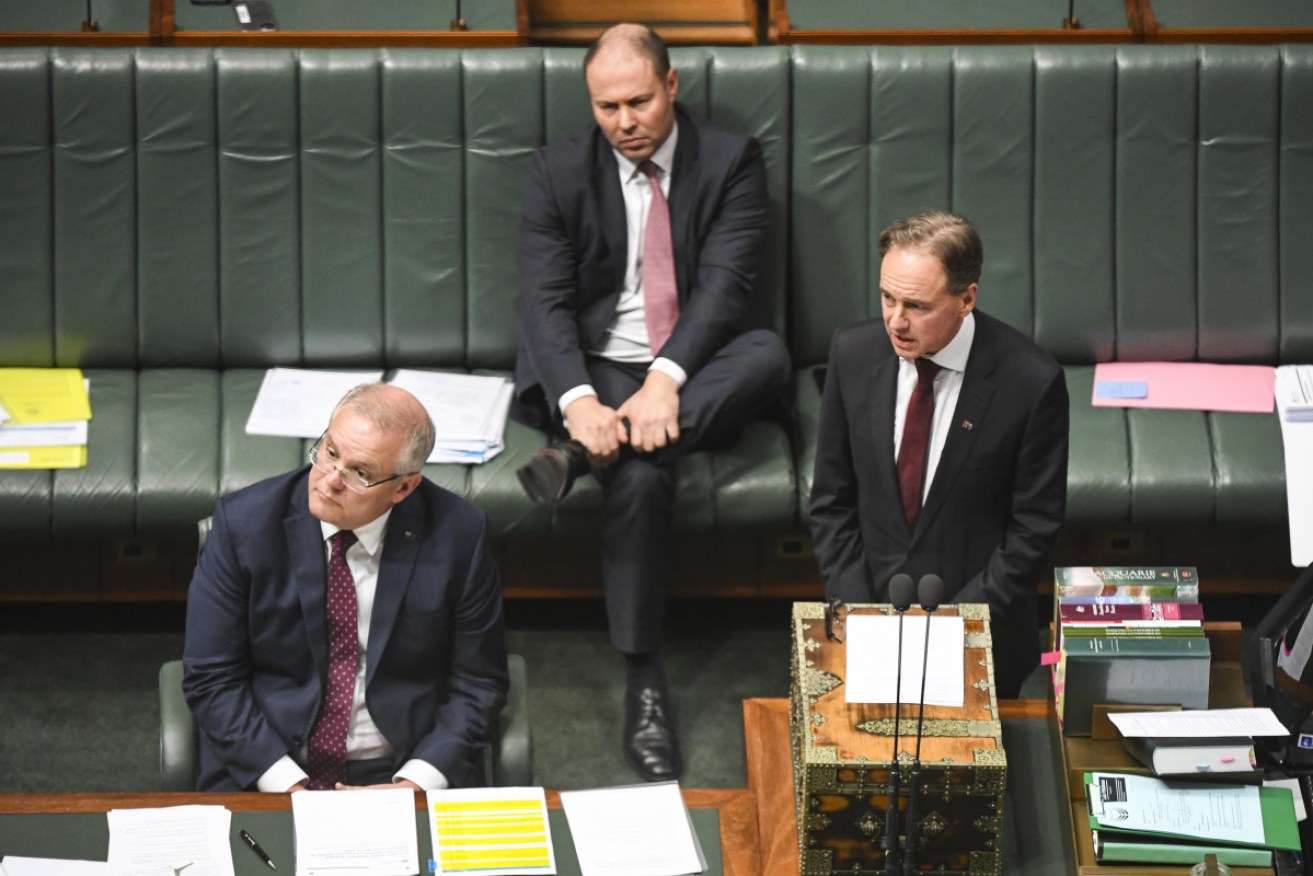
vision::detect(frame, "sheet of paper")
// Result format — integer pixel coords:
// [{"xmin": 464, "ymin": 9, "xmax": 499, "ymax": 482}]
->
[
  {"xmin": 559, "ymin": 782, "xmax": 705, "ymax": 876},
  {"xmin": 0, "ymin": 419, "xmax": 88, "ymax": 448},
  {"xmin": 427, "ymin": 786, "xmax": 556, "ymax": 875},
  {"xmin": 1091, "ymin": 362, "xmax": 1275, "ymax": 413},
  {"xmin": 0, "ymin": 368, "xmax": 92, "ymax": 424},
  {"xmin": 1, "ymin": 858, "xmax": 109, "ymax": 875},
  {"xmin": 106, "ymin": 805, "xmax": 234, "ymax": 876},
  {"xmin": 389, "ymin": 370, "xmax": 512, "ymax": 464},
  {"xmin": 1267, "ymin": 778, "xmax": 1308, "ymax": 822},
  {"xmin": 1088, "ymin": 771, "xmax": 1262, "ymax": 845},
  {"xmin": 1277, "ymin": 367, "xmax": 1313, "ymax": 566},
  {"xmin": 292, "ymin": 788, "xmax": 419, "ymax": 876},
  {"xmin": 244, "ymin": 368, "xmax": 385, "ymax": 438},
  {"xmin": 845, "ymin": 614, "xmax": 965, "ymax": 707},
  {"xmin": 0, "ymin": 446, "xmax": 87, "ymax": 469},
  {"xmin": 1108, "ymin": 707, "xmax": 1290, "ymax": 738}
]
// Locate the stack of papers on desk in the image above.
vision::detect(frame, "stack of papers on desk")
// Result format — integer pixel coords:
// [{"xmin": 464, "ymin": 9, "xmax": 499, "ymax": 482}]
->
[
  {"xmin": 389, "ymin": 370, "xmax": 512, "ymax": 465},
  {"xmin": 244, "ymin": 367, "xmax": 512, "ymax": 464},
  {"xmin": 0, "ymin": 368, "xmax": 92, "ymax": 470},
  {"xmin": 1276, "ymin": 365, "xmax": 1313, "ymax": 422},
  {"xmin": 106, "ymin": 804, "xmax": 235, "ymax": 876}
]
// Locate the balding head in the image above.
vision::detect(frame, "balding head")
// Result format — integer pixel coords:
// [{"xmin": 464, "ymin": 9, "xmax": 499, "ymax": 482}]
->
[
  {"xmin": 584, "ymin": 22, "xmax": 670, "ymax": 80},
  {"xmin": 332, "ymin": 383, "xmax": 435, "ymax": 474}
]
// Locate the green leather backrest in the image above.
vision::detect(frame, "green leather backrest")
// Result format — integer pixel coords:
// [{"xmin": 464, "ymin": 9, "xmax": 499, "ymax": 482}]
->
[
  {"xmin": 0, "ymin": 46, "xmax": 791, "ymax": 373},
  {"xmin": 788, "ymin": 44, "xmax": 1313, "ymax": 367}
]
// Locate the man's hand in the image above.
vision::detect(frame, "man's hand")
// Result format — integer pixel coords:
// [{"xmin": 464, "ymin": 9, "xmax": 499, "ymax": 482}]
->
[
  {"xmin": 564, "ymin": 395, "xmax": 626, "ymax": 467},
  {"xmin": 617, "ymin": 371, "xmax": 681, "ymax": 454},
  {"xmin": 336, "ymin": 779, "xmax": 423, "ymax": 792}
]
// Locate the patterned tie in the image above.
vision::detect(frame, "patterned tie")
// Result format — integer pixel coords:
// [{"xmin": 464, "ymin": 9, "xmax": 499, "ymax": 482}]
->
[
  {"xmin": 640, "ymin": 160, "xmax": 679, "ymax": 354},
  {"xmin": 897, "ymin": 358, "xmax": 942, "ymax": 527},
  {"xmin": 306, "ymin": 529, "xmax": 359, "ymax": 790}
]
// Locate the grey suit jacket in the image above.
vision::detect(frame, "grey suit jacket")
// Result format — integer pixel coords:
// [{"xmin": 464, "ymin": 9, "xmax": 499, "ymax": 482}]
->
[
  {"xmin": 809, "ymin": 310, "xmax": 1069, "ymax": 696},
  {"xmin": 183, "ymin": 466, "xmax": 508, "ymax": 791}
]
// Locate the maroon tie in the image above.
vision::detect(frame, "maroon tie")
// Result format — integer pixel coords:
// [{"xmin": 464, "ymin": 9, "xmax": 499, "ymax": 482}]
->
[
  {"xmin": 897, "ymin": 358, "xmax": 942, "ymax": 527},
  {"xmin": 306, "ymin": 529, "xmax": 359, "ymax": 790},
  {"xmin": 640, "ymin": 160, "xmax": 679, "ymax": 354}
]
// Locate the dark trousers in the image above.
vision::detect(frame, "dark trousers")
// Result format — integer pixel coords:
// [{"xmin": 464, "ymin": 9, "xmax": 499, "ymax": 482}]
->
[{"xmin": 581, "ymin": 329, "xmax": 790, "ymax": 654}]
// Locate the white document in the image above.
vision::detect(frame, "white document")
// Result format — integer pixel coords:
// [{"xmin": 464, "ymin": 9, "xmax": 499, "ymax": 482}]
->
[
  {"xmin": 0, "ymin": 401, "xmax": 10, "ymax": 425},
  {"xmin": 244, "ymin": 368, "xmax": 385, "ymax": 438},
  {"xmin": 559, "ymin": 782, "xmax": 705, "ymax": 876},
  {"xmin": 389, "ymin": 370, "xmax": 512, "ymax": 465},
  {"xmin": 106, "ymin": 805, "xmax": 234, "ymax": 876},
  {"xmin": 0, "ymin": 858, "xmax": 109, "ymax": 875},
  {"xmin": 427, "ymin": 786, "xmax": 556, "ymax": 875},
  {"xmin": 291, "ymin": 788, "xmax": 419, "ymax": 876},
  {"xmin": 1088, "ymin": 771, "xmax": 1261, "ymax": 845},
  {"xmin": 1108, "ymin": 707, "xmax": 1290, "ymax": 739},
  {"xmin": 1277, "ymin": 366, "xmax": 1313, "ymax": 566},
  {"xmin": 845, "ymin": 614, "xmax": 965, "ymax": 707},
  {"xmin": 0, "ymin": 419, "xmax": 88, "ymax": 448}
]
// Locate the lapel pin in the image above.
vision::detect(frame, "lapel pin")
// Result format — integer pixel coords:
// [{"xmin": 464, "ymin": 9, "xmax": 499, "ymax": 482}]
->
[
  {"xmin": 404, "ymin": 530, "xmax": 415, "ymax": 541},
  {"xmin": 961, "ymin": 420, "xmax": 974, "ymax": 431}
]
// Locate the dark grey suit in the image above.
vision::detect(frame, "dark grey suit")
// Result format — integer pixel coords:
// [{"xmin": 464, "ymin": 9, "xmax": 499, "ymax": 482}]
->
[
  {"xmin": 513, "ymin": 104, "xmax": 789, "ymax": 653},
  {"xmin": 809, "ymin": 311, "xmax": 1069, "ymax": 697},
  {"xmin": 183, "ymin": 466, "xmax": 508, "ymax": 791}
]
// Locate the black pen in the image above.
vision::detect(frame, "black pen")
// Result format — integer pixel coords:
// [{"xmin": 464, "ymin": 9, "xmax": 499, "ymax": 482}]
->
[{"xmin": 240, "ymin": 828, "xmax": 277, "ymax": 870}]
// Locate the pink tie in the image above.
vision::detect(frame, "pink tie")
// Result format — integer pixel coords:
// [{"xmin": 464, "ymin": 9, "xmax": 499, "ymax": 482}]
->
[
  {"xmin": 897, "ymin": 358, "xmax": 942, "ymax": 527},
  {"xmin": 306, "ymin": 529, "xmax": 358, "ymax": 790},
  {"xmin": 640, "ymin": 160, "xmax": 679, "ymax": 354}
]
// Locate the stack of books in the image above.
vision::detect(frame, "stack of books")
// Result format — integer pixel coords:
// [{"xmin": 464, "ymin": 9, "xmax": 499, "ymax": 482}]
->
[
  {"xmin": 1053, "ymin": 566, "xmax": 1209, "ymax": 735},
  {"xmin": 0, "ymin": 368, "xmax": 92, "ymax": 470}
]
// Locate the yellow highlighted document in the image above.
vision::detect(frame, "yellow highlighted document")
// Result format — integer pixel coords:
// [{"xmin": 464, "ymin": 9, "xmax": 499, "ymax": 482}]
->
[
  {"xmin": 427, "ymin": 787, "xmax": 556, "ymax": 875},
  {"xmin": 0, "ymin": 369, "xmax": 92, "ymax": 424}
]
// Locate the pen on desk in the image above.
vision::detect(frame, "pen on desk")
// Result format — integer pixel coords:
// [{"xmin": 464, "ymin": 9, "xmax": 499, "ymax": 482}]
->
[{"xmin": 240, "ymin": 828, "xmax": 277, "ymax": 870}]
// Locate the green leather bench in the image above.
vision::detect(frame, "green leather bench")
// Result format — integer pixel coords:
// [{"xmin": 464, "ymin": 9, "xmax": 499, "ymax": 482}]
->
[{"xmin": 1, "ymin": 45, "xmax": 1307, "ymax": 591}]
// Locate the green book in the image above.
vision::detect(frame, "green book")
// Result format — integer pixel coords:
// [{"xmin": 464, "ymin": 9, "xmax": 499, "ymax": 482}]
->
[
  {"xmin": 1065, "ymin": 635, "xmax": 1211, "ymax": 656},
  {"xmin": 1060, "ymin": 637, "xmax": 1210, "ymax": 734},
  {"xmin": 1063, "ymin": 625, "xmax": 1204, "ymax": 638},
  {"xmin": 1056, "ymin": 566, "xmax": 1200, "ymax": 587},
  {"xmin": 1093, "ymin": 829, "xmax": 1273, "ymax": 866}
]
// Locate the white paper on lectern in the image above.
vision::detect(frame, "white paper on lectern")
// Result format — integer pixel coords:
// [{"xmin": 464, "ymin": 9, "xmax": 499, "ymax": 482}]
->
[
  {"xmin": 245, "ymin": 368, "xmax": 385, "ymax": 438},
  {"xmin": 845, "ymin": 614, "xmax": 965, "ymax": 707},
  {"xmin": 1108, "ymin": 707, "xmax": 1290, "ymax": 738},
  {"xmin": 559, "ymin": 782, "xmax": 705, "ymax": 876}
]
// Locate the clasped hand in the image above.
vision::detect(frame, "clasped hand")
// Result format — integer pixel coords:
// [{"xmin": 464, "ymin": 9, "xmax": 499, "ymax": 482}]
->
[{"xmin": 565, "ymin": 372, "xmax": 681, "ymax": 465}]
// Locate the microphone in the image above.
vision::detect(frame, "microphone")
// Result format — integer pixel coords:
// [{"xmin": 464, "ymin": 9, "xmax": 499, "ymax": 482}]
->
[
  {"xmin": 903, "ymin": 574, "xmax": 943, "ymax": 875},
  {"xmin": 883, "ymin": 573, "xmax": 915, "ymax": 875}
]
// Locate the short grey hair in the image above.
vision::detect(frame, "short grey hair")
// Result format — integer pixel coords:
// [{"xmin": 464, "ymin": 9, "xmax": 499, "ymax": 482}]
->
[
  {"xmin": 878, "ymin": 210, "xmax": 983, "ymax": 295},
  {"xmin": 331, "ymin": 383, "xmax": 435, "ymax": 474}
]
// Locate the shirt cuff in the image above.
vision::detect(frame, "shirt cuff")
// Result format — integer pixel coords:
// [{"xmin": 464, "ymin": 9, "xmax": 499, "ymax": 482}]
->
[
  {"xmin": 558, "ymin": 385, "xmax": 598, "ymax": 418},
  {"xmin": 649, "ymin": 358, "xmax": 687, "ymax": 388},
  {"xmin": 394, "ymin": 759, "xmax": 450, "ymax": 791},
  {"xmin": 257, "ymin": 756, "xmax": 309, "ymax": 793}
]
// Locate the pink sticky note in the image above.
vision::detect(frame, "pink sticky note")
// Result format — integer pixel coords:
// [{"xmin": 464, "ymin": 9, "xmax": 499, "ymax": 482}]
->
[
  {"xmin": 1091, "ymin": 362, "xmax": 1275, "ymax": 414},
  {"xmin": 1040, "ymin": 650, "xmax": 1061, "ymax": 666}
]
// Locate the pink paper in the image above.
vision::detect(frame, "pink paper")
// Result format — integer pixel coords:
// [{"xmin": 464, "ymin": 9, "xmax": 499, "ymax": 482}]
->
[
  {"xmin": 1091, "ymin": 362, "xmax": 1275, "ymax": 413},
  {"xmin": 1040, "ymin": 650, "xmax": 1061, "ymax": 666}
]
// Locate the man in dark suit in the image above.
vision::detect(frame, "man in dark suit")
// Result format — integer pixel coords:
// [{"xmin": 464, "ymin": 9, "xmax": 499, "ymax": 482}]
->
[
  {"xmin": 184, "ymin": 383, "xmax": 508, "ymax": 792},
  {"xmin": 809, "ymin": 211, "xmax": 1068, "ymax": 698},
  {"xmin": 511, "ymin": 23, "xmax": 789, "ymax": 780}
]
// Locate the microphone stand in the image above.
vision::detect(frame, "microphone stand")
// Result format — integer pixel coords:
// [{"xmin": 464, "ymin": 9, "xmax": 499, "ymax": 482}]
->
[
  {"xmin": 903, "ymin": 574, "xmax": 942, "ymax": 875},
  {"xmin": 883, "ymin": 574, "xmax": 914, "ymax": 875}
]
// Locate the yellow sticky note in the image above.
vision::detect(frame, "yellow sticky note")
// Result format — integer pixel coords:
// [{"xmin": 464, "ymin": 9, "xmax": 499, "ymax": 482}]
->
[
  {"xmin": 0, "ymin": 368, "xmax": 93, "ymax": 424},
  {"xmin": 0, "ymin": 446, "xmax": 87, "ymax": 469}
]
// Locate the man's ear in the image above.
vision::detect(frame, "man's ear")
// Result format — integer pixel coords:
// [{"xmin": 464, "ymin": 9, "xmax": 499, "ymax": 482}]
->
[
  {"xmin": 666, "ymin": 67, "xmax": 679, "ymax": 102},
  {"xmin": 959, "ymin": 282, "xmax": 978, "ymax": 316},
  {"xmin": 391, "ymin": 473, "xmax": 422, "ymax": 506}
]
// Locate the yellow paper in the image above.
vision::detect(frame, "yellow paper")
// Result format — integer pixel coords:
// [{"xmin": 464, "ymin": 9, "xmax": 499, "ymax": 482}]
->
[
  {"xmin": 0, "ymin": 368, "xmax": 93, "ymax": 424},
  {"xmin": 427, "ymin": 788, "xmax": 556, "ymax": 875},
  {"xmin": 0, "ymin": 446, "xmax": 88, "ymax": 469}
]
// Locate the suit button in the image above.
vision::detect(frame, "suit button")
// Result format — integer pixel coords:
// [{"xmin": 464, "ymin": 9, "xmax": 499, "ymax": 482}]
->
[{"xmin": 293, "ymin": 736, "xmax": 304, "ymax": 746}]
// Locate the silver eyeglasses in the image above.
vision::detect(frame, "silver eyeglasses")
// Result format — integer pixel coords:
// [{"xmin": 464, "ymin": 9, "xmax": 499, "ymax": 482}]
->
[{"xmin": 308, "ymin": 434, "xmax": 404, "ymax": 495}]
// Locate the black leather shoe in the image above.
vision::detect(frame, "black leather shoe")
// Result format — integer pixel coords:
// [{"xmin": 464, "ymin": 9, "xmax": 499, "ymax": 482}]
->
[
  {"xmin": 622, "ymin": 682, "xmax": 681, "ymax": 781},
  {"xmin": 516, "ymin": 440, "xmax": 589, "ymax": 503}
]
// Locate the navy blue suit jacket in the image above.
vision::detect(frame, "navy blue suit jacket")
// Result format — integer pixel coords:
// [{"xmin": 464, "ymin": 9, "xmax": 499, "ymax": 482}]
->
[
  {"xmin": 809, "ymin": 311, "xmax": 1069, "ymax": 697},
  {"xmin": 183, "ymin": 466, "xmax": 508, "ymax": 791},
  {"xmin": 512, "ymin": 103, "xmax": 769, "ymax": 426}
]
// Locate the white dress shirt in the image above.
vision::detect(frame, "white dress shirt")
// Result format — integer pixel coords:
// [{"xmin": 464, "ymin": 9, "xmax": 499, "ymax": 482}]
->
[
  {"xmin": 256, "ymin": 508, "xmax": 449, "ymax": 792},
  {"xmin": 558, "ymin": 124, "xmax": 688, "ymax": 416},
  {"xmin": 892, "ymin": 312, "xmax": 976, "ymax": 504}
]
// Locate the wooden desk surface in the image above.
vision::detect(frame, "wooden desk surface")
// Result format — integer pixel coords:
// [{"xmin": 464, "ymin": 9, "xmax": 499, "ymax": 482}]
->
[{"xmin": 0, "ymin": 788, "xmax": 762, "ymax": 876}]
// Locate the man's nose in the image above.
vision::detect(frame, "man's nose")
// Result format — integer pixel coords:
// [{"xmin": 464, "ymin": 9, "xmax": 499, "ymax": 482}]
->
[{"xmin": 617, "ymin": 106, "xmax": 635, "ymax": 130}]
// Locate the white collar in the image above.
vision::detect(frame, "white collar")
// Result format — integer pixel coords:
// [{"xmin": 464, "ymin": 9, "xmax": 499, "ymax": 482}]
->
[
  {"xmin": 615, "ymin": 120, "xmax": 680, "ymax": 182},
  {"xmin": 319, "ymin": 507, "xmax": 392, "ymax": 557},
  {"xmin": 917, "ymin": 311, "xmax": 975, "ymax": 373}
]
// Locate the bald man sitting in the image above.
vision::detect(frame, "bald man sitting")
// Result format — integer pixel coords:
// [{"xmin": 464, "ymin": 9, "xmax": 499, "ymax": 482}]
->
[{"xmin": 184, "ymin": 383, "xmax": 509, "ymax": 792}]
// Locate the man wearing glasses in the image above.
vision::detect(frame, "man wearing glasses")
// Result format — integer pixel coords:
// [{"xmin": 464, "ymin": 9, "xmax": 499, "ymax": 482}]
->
[{"xmin": 183, "ymin": 383, "xmax": 508, "ymax": 792}]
